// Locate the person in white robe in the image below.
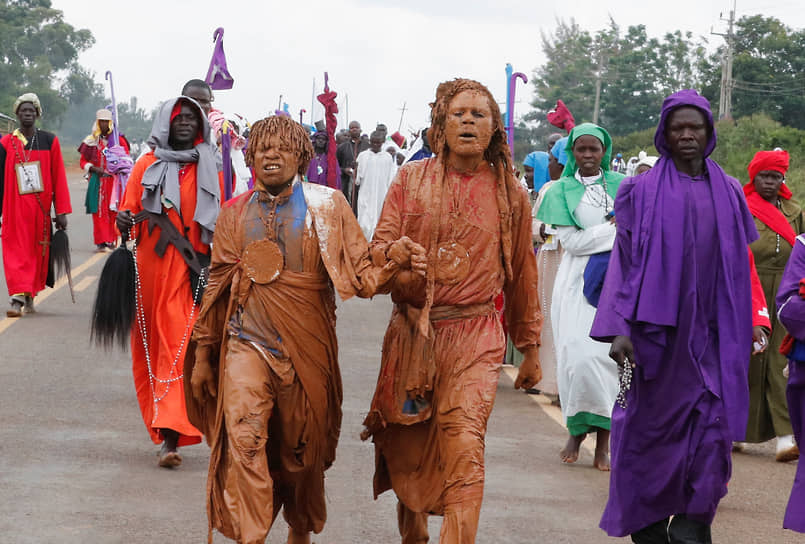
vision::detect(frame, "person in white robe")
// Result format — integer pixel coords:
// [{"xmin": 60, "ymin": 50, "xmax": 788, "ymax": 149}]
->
[
  {"xmin": 536, "ymin": 123, "xmax": 625, "ymax": 471},
  {"xmin": 356, "ymin": 130, "xmax": 395, "ymax": 240}
]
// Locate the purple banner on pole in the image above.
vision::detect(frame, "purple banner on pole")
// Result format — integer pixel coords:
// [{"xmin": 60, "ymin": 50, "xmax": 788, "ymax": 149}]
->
[{"xmin": 205, "ymin": 27, "xmax": 234, "ymax": 91}]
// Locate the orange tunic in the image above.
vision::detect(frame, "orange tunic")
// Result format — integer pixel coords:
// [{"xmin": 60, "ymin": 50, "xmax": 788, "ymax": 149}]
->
[
  {"xmin": 121, "ymin": 152, "xmax": 220, "ymax": 447},
  {"xmin": 364, "ymin": 158, "xmax": 541, "ymax": 530}
]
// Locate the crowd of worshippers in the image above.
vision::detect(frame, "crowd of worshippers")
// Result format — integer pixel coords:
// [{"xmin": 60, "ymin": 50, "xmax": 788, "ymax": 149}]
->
[{"xmin": 3, "ymin": 78, "xmax": 805, "ymax": 544}]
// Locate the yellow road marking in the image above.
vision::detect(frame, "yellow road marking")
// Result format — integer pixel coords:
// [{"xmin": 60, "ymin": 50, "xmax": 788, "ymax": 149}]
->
[
  {"xmin": 74, "ymin": 275, "xmax": 98, "ymax": 292},
  {"xmin": 0, "ymin": 251, "xmax": 107, "ymax": 334},
  {"xmin": 501, "ymin": 365, "xmax": 596, "ymax": 456}
]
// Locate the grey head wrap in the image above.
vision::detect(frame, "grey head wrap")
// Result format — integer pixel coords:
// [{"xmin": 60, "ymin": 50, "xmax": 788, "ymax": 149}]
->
[{"xmin": 141, "ymin": 96, "xmax": 220, "ymax": 244}]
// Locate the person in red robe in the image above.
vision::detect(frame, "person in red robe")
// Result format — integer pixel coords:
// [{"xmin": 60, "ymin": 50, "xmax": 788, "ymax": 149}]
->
[
  {"xmin": 361, "ymin": 79, "xmax": 542, "ymax": 543},
  {"xmin": 0, "ymin": 92, "xmax": 71, "ymax": 317},
  {"xmin": 116, "ymin": 96, "xmax": 222, "ymax": 468},
  {"xmin": 78, "ymin": 108, "xmax": 131, "ymax": 251}
]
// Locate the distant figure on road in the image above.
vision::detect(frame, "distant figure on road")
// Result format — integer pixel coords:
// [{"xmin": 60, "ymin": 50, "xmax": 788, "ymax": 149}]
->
[
  {"xmin": 356, "ymin": 130, "xmax": 395, "ymax": 240},
  {"xmin": 0, "ymin": 92, "xmax": 71, "ymax": 317},
  {"xmin": 186, "ymin": 115, "xmax": 425, "ymax": 544},
  {"xmin": 78, "ymin": 108, "xmax": 131, "ymax": 252}
]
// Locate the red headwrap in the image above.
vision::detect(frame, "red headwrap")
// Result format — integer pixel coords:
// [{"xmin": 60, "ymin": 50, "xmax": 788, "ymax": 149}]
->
[
  {"xmin": 743, "ymin": 149, "xmax": 795, "ymax": 246},
  {"xmin": 747, "ymin": 149, "xmax": 790, "ymax": 183},
  {"xmin": 391, "ymin": 131, "xmax": 405, "ymax": 148}
]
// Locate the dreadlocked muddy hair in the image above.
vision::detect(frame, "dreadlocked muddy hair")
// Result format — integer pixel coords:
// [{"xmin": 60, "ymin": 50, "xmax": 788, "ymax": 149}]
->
[
  {"xmin": 245, "ymin": 115, "xmax": 314, "ymax": 176},
  {"xmin": 428, "ymin": 78, "xmax": 513, "ymax": 174},
  {"xmin": 427, "ymin": 78, "xmax": 521, "ymax": 284}
]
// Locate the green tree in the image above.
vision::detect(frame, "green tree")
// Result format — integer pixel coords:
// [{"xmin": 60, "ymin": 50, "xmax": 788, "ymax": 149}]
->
[
  {"xmin": 532, "ymin": 19, "xmax": 709, "ymax": 137},
  {"xmin": 0, "ymin": 0, "xmax": 94, "ymax": 124},
  {"xmin": 705, "ymin": 15, "xmax": 805, "ymax": 129},
  {"xmin": 532, "ymin": 19, "xmax": 599, "ymax": 127}
]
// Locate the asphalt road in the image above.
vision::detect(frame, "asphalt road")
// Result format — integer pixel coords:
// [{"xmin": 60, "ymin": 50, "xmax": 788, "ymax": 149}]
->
[{"xmin": 0, "ymin": 171, "xmax": 800, "ymax": 543}]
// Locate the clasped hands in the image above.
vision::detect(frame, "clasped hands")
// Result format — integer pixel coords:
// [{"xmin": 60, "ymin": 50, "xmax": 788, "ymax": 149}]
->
[{"xmin": 386, "ymin": 236, "xmax": 427, "ymax": 276}]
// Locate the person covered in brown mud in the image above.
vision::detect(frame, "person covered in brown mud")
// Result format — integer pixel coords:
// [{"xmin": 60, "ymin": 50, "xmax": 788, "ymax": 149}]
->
[
  {"xmin": 185, "ymin": 114, "xmax": 426, "ymax": 544},
  {"xmin": 361, "ymin": 78, "xmax": 542, "ymax": 544}
]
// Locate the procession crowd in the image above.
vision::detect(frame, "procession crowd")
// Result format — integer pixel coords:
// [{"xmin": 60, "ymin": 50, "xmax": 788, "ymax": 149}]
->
[{"xmin": 2, "ymin": 74, "xmax": 805, "ymax": 544}]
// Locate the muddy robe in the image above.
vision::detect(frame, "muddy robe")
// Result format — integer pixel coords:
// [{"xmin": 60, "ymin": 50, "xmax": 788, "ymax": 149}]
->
[
  {"xmin": 363, "ymin": 158, "xmax": 541, "ymax": 540},
  {"xmin": 186, "ymin": 181, "xmax": 396, "ymax": 543},
  {"xmin": 0, "ymin": 130, "xmax": 71, "ymax": 296},
  {"xmin": 121, "ymin": 152, "xmax": 221, "ymax": 447}
]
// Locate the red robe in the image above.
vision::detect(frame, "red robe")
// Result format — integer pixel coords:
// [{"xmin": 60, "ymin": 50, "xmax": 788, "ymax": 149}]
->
[
  {"xmin": 79, "ymin": 134, "xmax": 130, "ymax": 245},
  {"xmin": 0, "ymin": 130, "xmax": 71, "ymax": 296},
  {"xmin": 120, "ymin": 152, "xmax": 223, "ymax": 447}
]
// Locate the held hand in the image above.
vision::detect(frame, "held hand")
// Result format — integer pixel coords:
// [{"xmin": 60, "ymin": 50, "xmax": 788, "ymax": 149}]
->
[
  {"xmin": 609, "ymin": 335, "xmax": 635, "ymax": 367},
  {"xmin": 752, "ymin": 326, "xmax": 769, "ymax": 354},
  {"xmin": 539, "ymin": 223, "xmax": 548, "ymax": 242},
  {"xmin": 387, "ymin": 236, "xmax": 428, "ymax": 276},
  {"xmin": 191, "ymin": 346, "xmax": 217, "ymax": 401},
  {"xmin": 54, "ymin": 214, "xmax": 67, "ymax": 230},
  {"xmin": 514, "ymin": 347, "xmax": 542, "ymax": 390},
  {"xmin": 115, "ymin": 210, "xmax": 135, "ymax": 234}
]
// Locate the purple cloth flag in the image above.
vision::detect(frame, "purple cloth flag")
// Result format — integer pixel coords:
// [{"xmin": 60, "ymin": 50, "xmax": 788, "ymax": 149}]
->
[{"xmin": 205, "ymin": 27, "xmax": 234, "ymax": 90}]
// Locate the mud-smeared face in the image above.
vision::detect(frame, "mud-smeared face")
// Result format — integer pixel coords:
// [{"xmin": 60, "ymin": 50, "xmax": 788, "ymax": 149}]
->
[
  {"xmin": 445, "ymin": 90, "xmax": 493, "ymax": 161},
  {"xmin": 252, "ymin": 134, "xmax": 300, "ymax": 191}
]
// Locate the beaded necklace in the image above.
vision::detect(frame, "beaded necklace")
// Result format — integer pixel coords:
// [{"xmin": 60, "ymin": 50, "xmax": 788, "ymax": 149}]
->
[{"xmin": 130, "ymin": 229, "xmax": 203, "ymax": 424}]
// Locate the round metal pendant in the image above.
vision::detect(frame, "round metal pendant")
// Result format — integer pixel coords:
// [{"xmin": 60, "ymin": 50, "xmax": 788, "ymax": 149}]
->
[
  {"xmin": 434, "ymin": 241, "xmax": 470, "ymax": 285},
  {"xmin": 242, "ymin": 239, "xmax": 284, "ymax": 284}
]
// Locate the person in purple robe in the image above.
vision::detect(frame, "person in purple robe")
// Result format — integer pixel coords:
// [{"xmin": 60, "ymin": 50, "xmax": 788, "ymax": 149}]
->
[
  {"xmin": 306, "ymin": 130, "xmax": 340, "ymax": 186},
  {"xmin": 776, "ymin": 234, "xmax": 805, "ymax": 533},
  {"xmin": 590, "ymin": 89, "xmax": 767, "ymax": 543}
]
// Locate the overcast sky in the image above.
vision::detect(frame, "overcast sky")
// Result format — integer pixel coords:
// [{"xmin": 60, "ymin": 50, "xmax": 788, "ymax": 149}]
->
[{"xmin": 52, "ymin": 0, "xmax": 801, "ymax": 139}]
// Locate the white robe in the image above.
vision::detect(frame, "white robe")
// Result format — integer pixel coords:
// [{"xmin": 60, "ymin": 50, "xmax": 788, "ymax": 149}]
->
[
  {"xmin": 551, "ymin": 176, "xmax": 619, "ymax": 427},
  {"xmin": 356, "ymin": 148, "xmax": 395, "ymax": 240}
]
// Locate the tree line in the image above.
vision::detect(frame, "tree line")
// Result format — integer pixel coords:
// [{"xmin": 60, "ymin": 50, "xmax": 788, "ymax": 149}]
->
[
  {"xmin": 0, "ymin": 0, "xmax": 152, "ymax": 148},
  {"xmin": 530, "ymin": 15, "xmax": 805, "ymax": 137}
]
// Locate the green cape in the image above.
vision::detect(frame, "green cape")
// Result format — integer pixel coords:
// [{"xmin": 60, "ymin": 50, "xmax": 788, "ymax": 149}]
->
[{"xmin": 537, "ymin": 123, "xmax": 623, "ymax": 228}]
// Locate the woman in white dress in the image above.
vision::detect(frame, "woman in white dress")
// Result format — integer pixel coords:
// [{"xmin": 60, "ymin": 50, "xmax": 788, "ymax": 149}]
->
[{"xmin": 536, "ymin": 123, "xmax": 625, "ymax": 471}]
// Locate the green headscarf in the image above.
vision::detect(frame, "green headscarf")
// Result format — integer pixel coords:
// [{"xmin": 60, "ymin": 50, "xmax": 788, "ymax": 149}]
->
[
  {"xmin": 561, "ymin": 122, "xmax": 613, "ymax": 178},
  {"xmin": 536, "ymin": 122, "xmax": 624, "ymax": 228}
]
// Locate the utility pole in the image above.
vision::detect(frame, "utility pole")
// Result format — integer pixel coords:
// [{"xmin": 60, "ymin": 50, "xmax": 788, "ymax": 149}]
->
[{"xmin": 712, "ymin": 0, "xmax": 736, "ymax": 120}]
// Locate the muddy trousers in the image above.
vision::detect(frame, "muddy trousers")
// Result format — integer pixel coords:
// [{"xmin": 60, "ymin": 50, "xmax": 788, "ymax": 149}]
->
[
  {"xmin": 396, "ymin": 417, "xmax": 486, "ymax": 544},
  {"xmin": 398, "ymin": 498, "xmax": 483, "ymax": 544},
  {"xmin": 631, "ymin": 515, "xmax": 712, "ymax": 544},
  {"xmin": 222, "ymin": 339, "xmax": 325, "ymax": 544}
]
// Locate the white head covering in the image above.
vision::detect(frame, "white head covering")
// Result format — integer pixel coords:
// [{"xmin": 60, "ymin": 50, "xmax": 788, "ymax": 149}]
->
[
  {"xmin": 13, "ymin": 93, "xmax": 42, "ymax": 116},
  {"xmin": 13, "ymin": 93, "xmax": 42, "ymax": 117},
  {"xmin": 635, "ymin": 150, "xmax": 658, "ymax": 170}
]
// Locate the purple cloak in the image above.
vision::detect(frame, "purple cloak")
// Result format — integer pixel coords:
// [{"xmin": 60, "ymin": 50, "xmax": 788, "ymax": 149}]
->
[
  {"xmin": 776, "ymin": 234, "xmax": 805, "ymax": 532},
  {"xmin": 590, "ymin": 90, "xmax": 759, "ymax": 537}
]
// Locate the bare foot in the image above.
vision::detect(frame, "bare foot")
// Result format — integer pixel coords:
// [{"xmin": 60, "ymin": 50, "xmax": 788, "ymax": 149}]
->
[
  {"xmin": 158, "ymin": 429, "xmax": 182, "ymax": 468},
  {"xmin": 560, "ymin": 433, "xmax": 585, "ymax": 463},
  {"xmin": 594, "ymin": 429, "xmax": 611, "ymax": 471}
]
